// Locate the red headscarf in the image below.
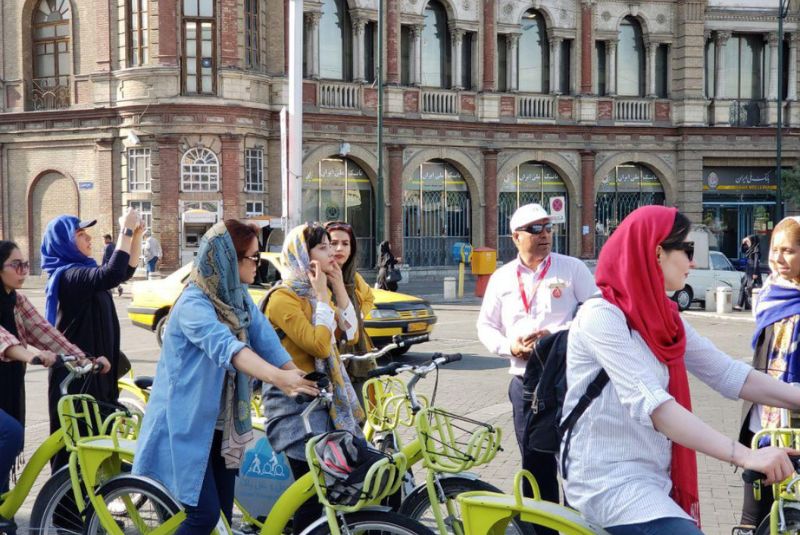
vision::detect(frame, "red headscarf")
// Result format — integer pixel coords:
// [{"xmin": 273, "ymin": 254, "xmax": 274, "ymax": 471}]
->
[{"xmin": 595, "ymin": 205, "xmax": 699, "ymax": 525}]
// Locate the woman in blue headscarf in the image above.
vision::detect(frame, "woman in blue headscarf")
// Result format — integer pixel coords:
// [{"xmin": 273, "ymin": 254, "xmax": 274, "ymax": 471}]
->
[
  {"xmin": 133, "ymin": 219, "xmax": 317, "ymax": 535},
  {"xmin": 40, "ymin": 208, "xmax": 142, "ymax": 469}
]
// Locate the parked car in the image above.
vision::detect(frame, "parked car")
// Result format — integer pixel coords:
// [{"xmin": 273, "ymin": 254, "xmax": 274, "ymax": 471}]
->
[
  {"xmin": 670, "ymin": 250, "xmax": 743, "ymax": 311},
  {"xmin": 128, "ymin": 252, "xmax": 437, "ymax": 354}
]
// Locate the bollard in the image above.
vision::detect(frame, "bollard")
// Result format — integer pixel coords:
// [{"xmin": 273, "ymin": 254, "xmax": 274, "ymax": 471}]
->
[
  {"xmin": 716, "ymin": 286, "xmax": 733, "ymax": 314},
  {"xmin": 705, "ymin": 288, "xmax": 716, "ymax": 312},
  {"xmin": 443, "ymin": 276, "xmax": 456, "ymax": 300}
]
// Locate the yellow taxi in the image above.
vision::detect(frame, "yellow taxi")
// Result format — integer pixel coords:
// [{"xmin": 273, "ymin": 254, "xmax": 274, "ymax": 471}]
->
[{"xmin": 127, "ymin": 252, "xmax": 437, "ymax": 354}]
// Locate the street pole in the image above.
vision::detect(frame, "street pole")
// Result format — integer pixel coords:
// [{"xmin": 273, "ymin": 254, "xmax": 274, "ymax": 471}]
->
[
  {"xmin": 376, "ymin": 0, "xmax": 385, "ymax": 248},
  {"xmin": 286, "ymin": 0, "xmax": 304, "ymax": 231},
  {"xmin": 776, "ymin": 0, "xmax": 788, "ymax": 223}
]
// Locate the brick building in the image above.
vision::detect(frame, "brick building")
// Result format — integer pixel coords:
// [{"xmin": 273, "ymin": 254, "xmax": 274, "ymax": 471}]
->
[{"xmin": 0, "ymin": 0, "xmax": 798, "ymax": 273}]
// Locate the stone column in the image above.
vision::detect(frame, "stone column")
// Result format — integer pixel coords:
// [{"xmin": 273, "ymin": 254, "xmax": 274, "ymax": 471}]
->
[
  {"xmin": 580, "ymin": 150, "xmax": 596, "ymax": 259},
  {"xmin": 156, "ymin": 137, "xmax": 180, "ymax": 269},
  {"xmin": 580, "ymin": 0, "xmax": 594, "ymax": 94},
  {"xmin": 483, "ymin": 149, "xmax": 499, "ymax": 249},
  {"xmin": 157, "ymin": 1, "xmax": 178, "ymax": 65},
  {"xmin": 768, "ymin": 32, "xmax": 780, "ymax": 101},
  {"xmin": 790, "ymin": 34, "xmax": 798, "ymax": 100},
  {"xmin": 507, "ymin": 34, "xmax": 519, "ymax": 91},
  {"xmin": 451, "ymin": 28, "xmax": 465, "ymax": 90},
  {"xmin": 647, "ymin": 40, "xmax": 658, "ymax": 97},
  {"xmin": 353, "ymin": 17, "xmax": 367, "ymax": 83},
  {"xmin": 220, "ymin": 0, "xmax": 240, "ymax": 67},
  {"xmin": 551, "ymin": 36, "xmax": 563, "ymax": 94},
  {"xmin": 606, "ymin": 40, "xmax": 617, "ymax": 95},
  {"xmin": 304, "ymin": 12, "xmax": 321, "ymax": 79},
  {"xmin": 388, "ymin": 145, "xmax": 404, "ymax": 257},
  {"xmin": 412, "ymin": 25, "xmax": 424, "ymax": 85},
  {"xmin": 387, "ymin": 0, "xmax": 401, "ymax": 84},
  {"xmin": 714, "ymin": 31, "xmax": 731, "ymax": 99},
  {"xmin": 220, "ymin": 135, "xmax": 241, "ymax": 219},
  {"xmin": 483, "ymin": 0, "xmax": 496, "ymax": 91}
]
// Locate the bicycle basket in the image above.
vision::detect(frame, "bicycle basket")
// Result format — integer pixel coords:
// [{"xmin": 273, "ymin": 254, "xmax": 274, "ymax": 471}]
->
[
  {"xmin": 57, "ymin": 395, "xmax": 132, "ymax": 451},
  {"xmin": 415, "ymin": 407, "xmax": 502, "ymax": 473},
  {"xmin": 306, "ymin": 430, "xmax": 407, "ymax": 511},
  {"xmin": 363, "ymin": 376, "xmax": 428, "ymax": 432}
]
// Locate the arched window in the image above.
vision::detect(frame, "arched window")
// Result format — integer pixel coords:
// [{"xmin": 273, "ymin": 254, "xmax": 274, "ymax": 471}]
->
[
  {"xmin": 518, "ymin": 10, "xmax": 549, "ymax": 93},
  {"xmin": 421, "ymin": 0, "xmax": 450, "ymax": 88},
  {"xmin": 31, "ymin": 0, "xmax": 72, "ymax": 110},
  {"xmin": 181, "ymin": 147, "xmax": 220, "ymax": 191},
  {"xmin": 617, "ymin": 17, "xmax": 645, "ymax": 96},
  {"xmin": 498, "ymin": 162, "xmax": 568, "ymax": 261},
  {"xmin": 319, "ymin": 0, "xmax": 352, "ymax": 80},
  {"xmin": 595, "ymin": 163, "xmax": 664, "ymax": 250},
  {"xmin": 403, "ymin": 160, "xmax": 471, "ymax": 266},
  {"xmin": 302, "ymin": 157, "xmax": 374, "ymax": 268}
]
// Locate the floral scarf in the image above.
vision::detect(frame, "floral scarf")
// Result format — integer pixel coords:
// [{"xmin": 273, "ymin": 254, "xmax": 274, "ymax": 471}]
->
[
  {"xmin": 189, "ymin": 221, "xmax": 253, "ymax": 468},
  {"xmin": 281, "ymin": 224, "xmax": 365, "ymax": 434}
]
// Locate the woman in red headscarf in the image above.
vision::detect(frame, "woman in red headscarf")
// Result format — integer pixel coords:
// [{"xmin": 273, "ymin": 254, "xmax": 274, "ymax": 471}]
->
[{"xmin": 560, "ymin": 205, "xmax": 800, "ymax": 535}]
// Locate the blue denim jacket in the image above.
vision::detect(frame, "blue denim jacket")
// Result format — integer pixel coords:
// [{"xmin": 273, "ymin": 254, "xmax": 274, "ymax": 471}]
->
[{"xmin": 132, "ymin": 284, "xmax": 291, "ymax": 506}]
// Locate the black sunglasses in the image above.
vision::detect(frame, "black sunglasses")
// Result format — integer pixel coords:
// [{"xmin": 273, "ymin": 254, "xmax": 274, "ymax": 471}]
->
[
  {"xmin": 668, "ymin": 241, "xmax": 695, "ymax": 262},
  {"xmin": 516, "ymin": 222, "xmax": 554, "ymax": 235},
  {"xmin": 242, "ymin": 254, "xmax": 261, "ymax": 266}
]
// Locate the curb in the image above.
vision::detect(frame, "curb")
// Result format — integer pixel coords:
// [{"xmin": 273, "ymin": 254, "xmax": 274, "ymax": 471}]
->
[{"xmin": 682, "ymin": 310, "xmax": 755, "ymax": 323}]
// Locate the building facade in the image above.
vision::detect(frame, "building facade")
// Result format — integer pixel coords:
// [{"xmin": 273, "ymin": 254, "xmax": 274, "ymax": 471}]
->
[{"xmin": 0, "ymin": 0, "xmax": 798, "ymax": 272}]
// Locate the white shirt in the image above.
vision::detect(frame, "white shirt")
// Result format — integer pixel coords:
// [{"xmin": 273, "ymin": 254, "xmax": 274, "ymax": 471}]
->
[
  {"xmin": 314, "ymin": 301, "xmax": 358, "ymax": 343},
  {"xmin": 562, "ymin": 298, "xmax": 752, "ymax": 528},
  {"xmin": 476, "ymin": 253, "xmax": 597, "ymax": 375}
]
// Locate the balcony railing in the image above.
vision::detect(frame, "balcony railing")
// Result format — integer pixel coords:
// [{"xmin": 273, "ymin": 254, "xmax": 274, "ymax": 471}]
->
[
  {"xmin": 29, "ymin": 77, "xmax": 71, "ymax": 111},
  {"xmin": 516, "ymin": 94, "xmax": 555, "ymax": 119},
  {"xmin": 421, "ymin": 89, "xmax": 458, "ymax": 114},
  {"xmin": 729, "ymin": 99, "xmax": 763, "ymax": 127},
  {"xmin": 319, "ymin": 82, "xmax": 360, "ymax": 110},
  {"xmin": 614, "ymin": 98, "xmax": 652, "ymax": 122}
]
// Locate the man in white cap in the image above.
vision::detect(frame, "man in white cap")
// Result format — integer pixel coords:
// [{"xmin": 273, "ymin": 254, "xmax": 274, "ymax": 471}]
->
[{"xmin": 477, "ymin": 203, "xmax": 596, "ymax": 510}]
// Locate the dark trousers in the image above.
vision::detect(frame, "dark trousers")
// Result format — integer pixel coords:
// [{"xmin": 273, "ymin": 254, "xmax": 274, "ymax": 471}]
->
[
  {"xmin": 0, "ymin": 410, "xmax": 23, "ymax": 495},
  {"xmin": 509, "ymin": 376, "xmax": 559, "ymax": 535},
  {"xmin": 176, "ymin": 431, "xmax": 238, "ymax": 535},
  {"xmin": 739, "ymin": 426, "xmax": 774, "ymax": 527},
  {"xmin": 606, "ymin": 517, "xmax": 703, "ymax": 535},
  {"xmin": 287, "ymin": 457, "xmax": 323, "ymax": 534}
]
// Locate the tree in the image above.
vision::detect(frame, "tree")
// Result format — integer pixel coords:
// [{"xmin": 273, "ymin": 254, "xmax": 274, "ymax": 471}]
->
[{"xmin": 783, "ymin": 165, "xmax": 800, "ymax": 209}]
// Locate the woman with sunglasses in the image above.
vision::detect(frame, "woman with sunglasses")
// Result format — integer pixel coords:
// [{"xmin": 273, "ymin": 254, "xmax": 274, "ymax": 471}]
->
[
  {"xmin": 263, "ymin": 223, "xmax": 364, "ymax": 534},
  {"xmin": 736, "ymin": 217, "xmax": 800, "ymax": 532},
  {"xmin": 375, "ymin": 240, "xmax": 401, "ymax": 292},
  {"xmin": 561, "ymin": 206, "xmax": 800, "ymax": 535},
  {"xmin": 324, "ymin": 221, "xmax": 376, "ymax": 404},
  {"xmin": 0, "ymin": 241, "xmax": 109, "ymax": 506},
  {"xmin": 133, "ymin": 219, "xmax": 317, "ymax": 535}
]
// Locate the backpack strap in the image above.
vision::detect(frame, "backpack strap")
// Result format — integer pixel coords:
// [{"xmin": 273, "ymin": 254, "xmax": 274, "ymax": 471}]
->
[
  {"xmin": 258, "ymin": 283, "xmax": 288, "ymax": 340},
  {"xmin": 559, "ymin": 369, "xmax": 609, "ymax": 479}
]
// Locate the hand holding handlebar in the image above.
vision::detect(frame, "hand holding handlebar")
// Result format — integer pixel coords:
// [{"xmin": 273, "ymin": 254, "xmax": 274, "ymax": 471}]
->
[{"xmin": 741, "ymin": 448, "xmax": 800, "ymax": 485}]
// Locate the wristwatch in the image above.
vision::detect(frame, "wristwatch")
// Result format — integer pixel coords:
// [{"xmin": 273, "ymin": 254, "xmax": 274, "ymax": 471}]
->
[{"xmin": 122, "ymin": 227, "xmax": 134, "ymax": 237}]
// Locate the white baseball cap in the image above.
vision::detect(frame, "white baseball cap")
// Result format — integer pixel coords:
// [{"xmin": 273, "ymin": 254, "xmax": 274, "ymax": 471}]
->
[{"xmin": 509, "ymin": 203, "xmax": 550, "ymax": 233}]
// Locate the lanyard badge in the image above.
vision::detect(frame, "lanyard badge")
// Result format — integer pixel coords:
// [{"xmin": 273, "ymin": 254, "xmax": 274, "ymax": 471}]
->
[{"xmin": 517, "ymin": 256, "xmax": 552, "ymax": 315}]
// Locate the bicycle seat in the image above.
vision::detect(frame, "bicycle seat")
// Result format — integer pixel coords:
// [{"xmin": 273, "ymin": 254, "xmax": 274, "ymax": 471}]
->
[{"xmin": 134, "ymin": 376, "xmax": 154, "ymax": 390}]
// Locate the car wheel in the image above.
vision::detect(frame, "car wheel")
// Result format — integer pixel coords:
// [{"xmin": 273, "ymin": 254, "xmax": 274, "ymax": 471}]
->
[
  {"xmin": 155, "ymin": 315, "xmax": 168, "ymax": 347},
  {"xmin": 672, "ymin": 286, "xmax": 693, "ymax": 311}
]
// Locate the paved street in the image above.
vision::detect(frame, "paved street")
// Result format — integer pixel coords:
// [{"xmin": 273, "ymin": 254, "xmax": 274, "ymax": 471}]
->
[{"xmin": 15, "ymin": 283, "xmax": 754, "ymax": 534}]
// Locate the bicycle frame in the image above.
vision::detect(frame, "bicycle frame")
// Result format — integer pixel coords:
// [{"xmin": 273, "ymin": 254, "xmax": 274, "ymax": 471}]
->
[
  {"xmin": 0, "ymin": 430, "xmax": 65, "ymax": 520},
  {"xmin": 751, "ymin": 428, "xmax": 800, "ymax": 535}
]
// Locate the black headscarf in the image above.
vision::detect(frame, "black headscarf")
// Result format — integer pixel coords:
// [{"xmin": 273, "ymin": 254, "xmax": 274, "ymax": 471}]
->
[
  {"xmin": 0, "ymin": 287, "xmax": 26, "ymax": 425},
  {"xmin": 744, "ymin": 235, "xmax": 760, "ymax": 259}
]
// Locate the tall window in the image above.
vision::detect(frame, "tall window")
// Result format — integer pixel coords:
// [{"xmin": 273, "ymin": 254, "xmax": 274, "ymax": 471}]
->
[
  {"xmin": 401, "ymin": 26, "xmax": 412, "ymax": 85},
  {"xmin": 461, "ymin": 32, "xmax": 473, "ymax": 89},
  {"xmin": 181, "ymin": 147, "xmax": 219, "ymax": 191},
  {"xmin": 244, "ymin": 0, "xmax": 259, "ymax": 69},
  {"xmin": 518, "ymin": 10, "xmax": 549, "ymax": 93},
  {"xmin": 319, "ymin": 0, "xmax": 351, "ymax": 80},
  {"xmin": 403, "ymin": 160, "xmax": 470, "ymax": 266},
  {"xmin": 128, "ymin": 148, "xmax": 151, "ymax": 191},
  {"xmin": 128, "ymin": 0, "xmax": 149, "ymax": 66},
  {"xmin": 705, "ymin": 38, "xmax": 716, "ymax": 98},
  {"xmin": 655, "ymin": 44, "xmax": 669, "ymax": 98},
  {"xmin": 617, "ymin": 17, "xmax": 645, "ymax": 97},
  {"xmin": 421, "ymin": 0, "xmax": 450, "ymax": 88},
  {"xmin": 245, "ymin": 148, "xmax": 264, "ymax": 192},
  {"xmin": 498, "ymin": 162, "xmax": 568, "ymax": 261},
  {"xmin": 725, "ymin": 34, "xmax": 766, "ymax": 126},
  {"xmin": 32, "ymin": 0, "xmax": 72, "ymax": 110},
  {"xmin": 497, "ymin": 34, "xmax": 508, "ymax": 92},
  {"xmin": 364, "ymin": 21, "xmax": 376, "ymax": 83},
  {"xmin": 130, "ymin": 201, "xmax": 153, "ymax": 230},
  {"xmin": 596, "ymin": 40, "xmax": 607, "ymax": 95},
  {"xmin": 182, "ymin": 0, "xmax": 216, "ymax": 94}
]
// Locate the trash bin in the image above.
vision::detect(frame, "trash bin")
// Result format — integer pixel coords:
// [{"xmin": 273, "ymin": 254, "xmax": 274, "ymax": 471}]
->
[
  {"xmin": 443, "ymin": 276, "xmax": 456, "ymax": 300},
  {"xmin": 751, "ymin": 286, "xmax": 762, "ymax": 309},
  {"xmin": 704, "ymin": 288, "xmax": 716, "ymax": 312},
  {"xmin": 471, "ymin": 248, "xmax": 497, "ymax": 298},
  {"xmin": 451, "ymin": 243, "xmax": 473, "ymax": 265},
  {"xmin": 716, "ymin": 286, "xmax": 733, "ymax": 314}
]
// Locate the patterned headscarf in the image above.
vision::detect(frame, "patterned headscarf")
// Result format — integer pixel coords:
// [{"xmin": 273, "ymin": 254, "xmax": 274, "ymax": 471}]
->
[
  {"xmin": 188, "ymin": 221, "xmax": 253, "ymax": 468},
  {"xmin": 281, "ymin": 224, "xmax": 365, "ymax": 434}
]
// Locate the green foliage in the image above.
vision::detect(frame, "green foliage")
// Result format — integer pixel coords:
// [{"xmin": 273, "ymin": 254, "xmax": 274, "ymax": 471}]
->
[{"xmin": 783, "ymin": 165, "xmax": 800, "ymax": 207}]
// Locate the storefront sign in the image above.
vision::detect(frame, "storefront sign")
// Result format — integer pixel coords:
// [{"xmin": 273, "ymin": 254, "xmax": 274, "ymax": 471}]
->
[
  {"xmin": 703, "ymin": 167, "xmax": 779, "ymax": 193},
  {"xmin": 182, "ymin": 209, "xmax": 217, "ymax": 224}
]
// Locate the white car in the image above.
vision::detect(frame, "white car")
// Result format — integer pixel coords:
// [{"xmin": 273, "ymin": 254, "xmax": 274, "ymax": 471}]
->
[{"xmin": 670, "ymin": 251, "xmax": 743, "ymax": 311}]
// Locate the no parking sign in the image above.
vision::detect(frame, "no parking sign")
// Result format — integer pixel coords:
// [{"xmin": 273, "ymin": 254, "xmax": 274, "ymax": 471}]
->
[{"xmin": 549, "ymin": 196, "xmax": 566, "ymax": 224}]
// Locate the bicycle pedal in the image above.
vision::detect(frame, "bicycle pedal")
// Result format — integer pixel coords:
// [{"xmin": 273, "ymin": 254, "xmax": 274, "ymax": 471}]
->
[{"xmin": 731, "ymin": 526, "xmax": 755, "ymax": 535}]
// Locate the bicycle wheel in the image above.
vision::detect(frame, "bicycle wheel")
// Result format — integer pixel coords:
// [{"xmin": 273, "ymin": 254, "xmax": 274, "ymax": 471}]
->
[
  {"xmin": 303, "ymin": 510, "xmax": 435, "ymax": 535},
  {"xmin": 83, "ymin": 475, "xmax": 182, "ymax": 535},
  {"xmin": 756, "ymin": 503, "xmax": 800, "ymax": 534},
  {"xmin": 398, "ymin": 476, "xmax": 536, "ymax": 535},
  {"xmin": 29, "ymin": 466, "xmax": 85, "ymax": 535}
]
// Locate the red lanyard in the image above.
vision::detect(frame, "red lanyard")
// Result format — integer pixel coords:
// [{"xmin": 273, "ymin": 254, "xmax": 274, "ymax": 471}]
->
[{"xmin": 517, "ymin": 256, "xmax": 552, "ymax": 315}]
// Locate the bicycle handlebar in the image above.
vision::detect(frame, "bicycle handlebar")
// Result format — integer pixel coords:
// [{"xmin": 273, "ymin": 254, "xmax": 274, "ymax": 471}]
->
[
  {"xmin": 742, "ymin": 456, "xmax": 800, "ymax": 484},
  {"xmin": 340, "ymin": 334, "xmax": 431, "ymax": 364},
  {"xmin": 367, "ymin": 352, "xmax": 463, "ymax": 379}
]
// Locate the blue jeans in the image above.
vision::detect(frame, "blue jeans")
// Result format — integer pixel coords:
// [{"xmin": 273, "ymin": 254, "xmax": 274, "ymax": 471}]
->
[
  {"xmin": 0, "ymin": 410, "xmax": 24, "ymax": 493},
  {"xmin": 607, "ymin": 517, "xmax": 704, "ymax": 535},
  {"xmin": 146, "ymin": 257, "xmax": 158, "ymax": 274},
  {"xmin": 175, "ymin": 431, "xmax": 237, "ymax": 535}
]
